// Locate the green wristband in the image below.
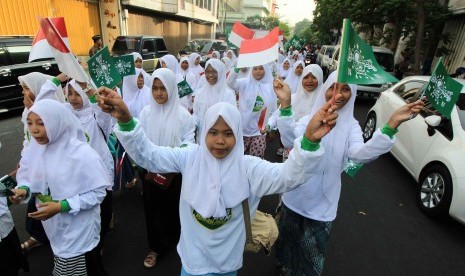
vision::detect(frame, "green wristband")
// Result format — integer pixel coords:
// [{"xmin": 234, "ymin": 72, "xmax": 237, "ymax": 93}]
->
[
  {"xmin": 60, "ymin": 200, "xmax": 71, "ymax": 212},
  {"xmin": 118, "ymin": 118, "xmax": 137, "ymax": 132},
  {"xmin": 51, "ymin": 78, "xmax": 61, "ymax": 87},
  {"xmin": 301, "ymin": 136, "xmax": 320, "ymax": 151},
  {"xmin": 279, "ymin": 105, "xmax": 293, "ymax": 117},
  {"xmin": 88, "ymin": 94, "xmax": 98, "ymax": 103},
  {"xmin": 381, "ymin": 123, "xmax": 398, "ymax": 139},
  {"xmin": 234, "ymin": 67, "xmax": 240, "ymax": 73}
]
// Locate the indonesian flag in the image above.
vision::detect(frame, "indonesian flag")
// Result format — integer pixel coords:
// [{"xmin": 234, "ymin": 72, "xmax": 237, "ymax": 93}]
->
[
  {"xmin": 39, "ymin": 17, "xmax": 88, "ymax": 82},
  {"xmin": 237, "ymin": 27, "xmax": 279, "ymax": 68},
  {"xmin": 29, "ymin": 17, "xmax": 70, "ymax": 62},
  {"xmin": 228, "ymin": 22, "xmax": 254, "ymax": 48},
  {"xmin": 278, "ymin": 29, "xmax": 284, "ymax": 49}
]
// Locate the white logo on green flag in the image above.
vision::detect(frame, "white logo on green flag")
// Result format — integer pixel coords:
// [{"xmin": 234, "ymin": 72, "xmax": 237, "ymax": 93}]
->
[
  {"xmin": 425, "ymin": 57, "xmax": 463, "ymax": 119},
  {"xmin": 113, "ymin": 55, "xmax": 135, "ymax": 77},
  {"xmin": 338, "ymin": 19, "xmax": 398, "ymax": 85},
  {"xmin": 344, "ymin": 159, "xmax": 363, "ymax": 178},
  {"xmin": 177, "ymin": 80, "xmax": 193, "ymax": 98},
  {"xmin": 87, "ymin": 46, "xmax": 121, "ymax": 89}
]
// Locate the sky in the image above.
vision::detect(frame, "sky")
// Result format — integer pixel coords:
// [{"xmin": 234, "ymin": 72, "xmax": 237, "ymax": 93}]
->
[{"xmin": 274, "ymin": 0, "xmax": 316, "ymax": 26}]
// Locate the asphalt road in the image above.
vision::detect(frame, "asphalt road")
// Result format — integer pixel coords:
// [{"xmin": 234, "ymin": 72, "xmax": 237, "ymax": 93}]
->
[{"xmin": 1, "ymin": 99, "xmax": 464, "ymax": 276}]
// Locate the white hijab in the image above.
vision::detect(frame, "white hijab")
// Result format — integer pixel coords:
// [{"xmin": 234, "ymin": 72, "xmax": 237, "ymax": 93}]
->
[
  {"xmin": 18, "ymin": 72, "xmax": 65, "ymax": 131},
  {"xmin": 221, "ymin": 56, "xmax": 232, "ymax": 71},
  {"xmin": 238, "ymin": 64, "xmax": 275, "ymax": 126},
  {"xmin": 225, "ymin": 49, "xmax": 237, "ymax": 64},
  {"xmin": 177, "ymin": 56, "xmax": 192, "ymax": 80},
  {"xmin": 122, "ymin": 68, "xmax": 151, "ymax": 118},
  {"xmin": 161, "ymin": 54, "xmax": 179, "ymax": 76},
  {"xmin": 189, "ymin": 52, "xmax": 204, "ymax": 80},
  {"xmin": 211, "ymin": 51, "xmax": 220, "ymax": 59},
  {"xmin": 278, "ymin": 58, "xmax": 291, "ymax": 79},
  {"xmin": 23, "ymin": 100, "xmax": 110, "ymax": 200},
  {"xmin": 291, "ymin": 64, "xmax": 324, "ymax": 121},
  {"xmin": 300, "ymin": 71, "xmax": 357, "ymax": 201},
  {"xmin": 143, "ymin": 68, "xmax": 183, "ymax": 147},
  {"xmin": 131, "ymin": 52, "xmax": 151, "ymax": 86},
  {"xmin": 284, "ymin": 60, "xmax": 305, "ymax": 94},
  {"xmin": 184, "ymin": 102, "xmax": 248, "ymax": 218}
]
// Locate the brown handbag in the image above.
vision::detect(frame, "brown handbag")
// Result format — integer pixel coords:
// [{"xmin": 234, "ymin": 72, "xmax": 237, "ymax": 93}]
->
[{"xmin": 144, "ymin": 172, "xmax": 178, "ymax": 190}]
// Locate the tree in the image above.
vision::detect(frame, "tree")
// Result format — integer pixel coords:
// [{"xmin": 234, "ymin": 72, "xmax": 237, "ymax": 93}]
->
[
  {"xmin": 245, "ymin": 15, "xmax": 291, "ymax": 36},
  {"xmin": 294, "ymin": 19, "xmax": 312, "ymax": 38}
]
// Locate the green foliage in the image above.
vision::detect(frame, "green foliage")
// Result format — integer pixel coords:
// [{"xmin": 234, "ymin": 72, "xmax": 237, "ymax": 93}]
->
[{"xmin": 245, "ymin": 15, "xmax": 291, "ymax": 37}]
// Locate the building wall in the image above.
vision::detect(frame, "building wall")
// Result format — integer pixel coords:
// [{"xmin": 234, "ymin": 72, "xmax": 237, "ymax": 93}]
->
[
  {"xmin": 0, "ymin": 0, "xmax": 100, "ymax": 56},
  {"xmin": 434, "ymin": 15, "xmax": 465, "ymax": 72}
]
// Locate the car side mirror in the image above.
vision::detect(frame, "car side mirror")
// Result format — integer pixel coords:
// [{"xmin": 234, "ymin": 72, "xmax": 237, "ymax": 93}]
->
[
  {"xmin": 425, "ymin": 115, "xmax": 441, "ymax": 127},
  {"xmin": 425, "ymin": 115, "xmax": 441, "ymax": 136}
]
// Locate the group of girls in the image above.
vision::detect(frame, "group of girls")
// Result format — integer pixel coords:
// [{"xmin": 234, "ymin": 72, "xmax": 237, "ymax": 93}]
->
[{"xmin": 4, "ymin": 46, "xmax": 424, "ymax": 276}]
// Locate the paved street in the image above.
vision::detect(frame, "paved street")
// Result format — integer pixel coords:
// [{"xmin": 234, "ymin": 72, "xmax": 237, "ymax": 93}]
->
[{"xmin": 1, "ymin": 99, "xmax": 465, "ymax": 276}]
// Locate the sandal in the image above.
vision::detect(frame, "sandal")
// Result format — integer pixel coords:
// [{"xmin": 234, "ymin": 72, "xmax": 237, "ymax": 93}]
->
[
  {"xmin": 21, "ymin": 237, "xmax": 43, "ymax": 252},
  {"xmin": 125, "ymin": 178, "xmax": 137, "ymax": 189},
  {"xmin": 143, "ymin": 251, "xmax": 158, "ymax": 268}
]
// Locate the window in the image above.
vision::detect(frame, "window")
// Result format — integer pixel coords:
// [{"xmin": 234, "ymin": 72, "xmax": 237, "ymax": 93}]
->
[
  {"xmin": 394, "ymin": 80, "xmax": 426, "ymax": 103},
  {"xmin": 155, "ymin": 39, "xmax": 167, "ymax": 52},
  {"xmin": 6, "ymin": 45, "xmax": 31, "ymax": 64},
  {"xmin": 142, "ymin": 40, "xmax": 155, "ymax": 53}
]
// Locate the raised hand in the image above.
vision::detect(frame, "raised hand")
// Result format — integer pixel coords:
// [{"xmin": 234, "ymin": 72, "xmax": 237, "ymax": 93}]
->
[
  {"xmin": 97, "ymin": 87, "xmax": 132, "ymax": 123},
  {"xmin": 388, "ymin": 99, "xmax": 425, "ymax": 129},
  {"xmin": 273, "ymin": 78, "xmax": 291, "ymax": 108},
  {"xmin": 305, "ymin": 98, "xmax": 339, "ymax": 142}
]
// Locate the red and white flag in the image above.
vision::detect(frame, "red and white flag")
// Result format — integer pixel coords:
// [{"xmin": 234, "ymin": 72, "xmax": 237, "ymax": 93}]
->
[
  {"xmin": 29, "ymin": 17, "xmax": 70, "ymax": 62},
  {"xmin": 39, "ymin": 17, "xmax": 88, "ymax": 82},
  {"xmin": 237, "ymin": 27, "xmax": 279, "ymax": 68},
  {"xmin": 228, "ymin": 21, "xmax": 254, "ymax": 48},
  {"xmin": 278, "ymin": 29, "xmax": 284, "ymax": 49}
]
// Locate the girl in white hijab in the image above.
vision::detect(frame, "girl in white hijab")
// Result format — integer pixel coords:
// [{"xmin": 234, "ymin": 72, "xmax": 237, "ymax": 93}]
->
[
  {"xmin": 291, "ymin": 64, "xmax": 324, "ymax": 121},
  {"xmin": 189, "ymin": 52, "xmax": 204, "ymax": 82},
  {"xmin": 278, "ymin": 58, "xmax": 292, "ymax": 80},
  {"xmin": 160, "ymin": 54, "xmax": 179, "ymax": 76},
  {"xmin": 193, "ymin": 59, "xmax": 236, "ymax": 141},
  {"xmin": 221, "ymin": 56, "xmax": 232, "ymax": 73},
  {"xmin": 138, "ymin": 68, "xmax": 195, "ymax": 268},
  {"xmin": 121, "ymin": 68, "xmax": 151, "ymax": 118},
  {"xmin": 227, "ymin": 64, "xmax": 278, "ymax": 158},
  {"xmin": 131, "ymin": 52, "xmax": 151, "ymax": 85},
  {"xmin": 284, "ymin": 60, "xmax": 305, "ymax": 94},
  {"xmin": 274, "ymin": 71, "xmax": 424, "ymax": 276},
  {"xmin": 177, "ymin": 56, "xmax": 197, "ymax": 112},
  {"xmin": 12, "ymin": 99, "xmax": 111, "ymax": 276},
  {"xmin": 100, "ymin": 87, "xmax": 337, "ymax": 274},
  {"xmin": 211, "ymin": 50, "xmax": 220, "ymax": 59}
]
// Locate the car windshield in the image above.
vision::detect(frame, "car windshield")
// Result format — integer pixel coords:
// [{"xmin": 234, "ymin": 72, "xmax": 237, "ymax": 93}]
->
[
  {"xmin": 200, "ymin": 42, "xmax": 213, "ymax": 54},
  {"xmin": 184, "ymin": 41, "xmax": 207, "ymax": 53},
  {"xmin": 374, "ymin": 52, "xmax": 394, "ymax": 72},
  {"xmin": 326, "ymin": 47, "xmax": 334, "ymax": 56},
  {"xmin": 456, "ymin": 93, "xmax": 465, "ymax": 131},
  {"xmin": 112, "ymin": 37, "xmax": 141, "ymax": 54}
]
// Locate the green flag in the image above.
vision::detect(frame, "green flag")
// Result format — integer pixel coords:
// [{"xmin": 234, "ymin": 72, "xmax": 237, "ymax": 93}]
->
[
  {"xmin": 338, "ymin": 19, "xmax": 398, "ymax": 84},
  {"xmin": 424, "ymin": 57, "xmax": 463, "ymax": 119},
  {"xmin": 288, "ymin": 35, "xmax": 302, "ymax": 50},
  {"xmin": 87, "ymin": 46, "xmax": 122, "ymax": 89},
  {"xmin": 177, "ymin": 80, "xmax": 194, "ymax": 98},
  {"xmin": 344, "ymin": 159, "xmax": 364, "ymax": 178},
  {"xmin": 113, "ymin": 54, "xmax": 135, "ymax": 78}
]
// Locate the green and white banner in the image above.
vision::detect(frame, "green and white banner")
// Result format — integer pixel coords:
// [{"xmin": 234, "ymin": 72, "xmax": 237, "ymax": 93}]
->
[
  {"xmin": 87, "ymin": 46, "xmax": 122, "ymax": 89},
  {"xmin": 177, "ymin": 80, "xmax": 194, "ymax": 98},
  {"xmin": 113, "ymin": 54, "xmax": 135, "ymax": 78}
]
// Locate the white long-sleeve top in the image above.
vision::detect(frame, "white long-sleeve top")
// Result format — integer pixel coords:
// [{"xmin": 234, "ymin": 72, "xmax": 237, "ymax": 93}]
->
[
  {"xmin": 277, "ymin": 113, "xmax": 395, "ymax": 221},
  {"xmin": 0, "ymin": 198, "xmax": 13, "ymax": 241},
  {"xmin": 114, "ymin": 121, "xmax": 325, "ymax": 274}
]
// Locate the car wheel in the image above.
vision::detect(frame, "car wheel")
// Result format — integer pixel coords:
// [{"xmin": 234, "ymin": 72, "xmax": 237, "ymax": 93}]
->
[
  {"xmin": 417, "ymin": 164, "xmax": 453, "ymax": 218},
  {"xmin": 362, "ymin": 112, "xmax": 376, "ymax": 142}
]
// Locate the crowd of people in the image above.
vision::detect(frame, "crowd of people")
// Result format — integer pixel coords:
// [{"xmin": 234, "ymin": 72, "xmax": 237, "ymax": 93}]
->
[{"xmin": 1, "ymin": 42, "xmax": 424, "ymax": 276}]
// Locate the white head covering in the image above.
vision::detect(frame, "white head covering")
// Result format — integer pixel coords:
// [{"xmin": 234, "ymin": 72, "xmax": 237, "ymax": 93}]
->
[
  {"xmin": 291, "ymin": 64, "xmax": 324, "ymax": 121},
  {"xmin": 161, "ymin": 54, "xmax": 179, "ymax": 76},
  {"xmin": 24, "ymin": 99, "xmax": 110, "ymax": 200},
  {"xmin": 189, "ymin": 52, "xmax": 204, "ymax": 82},
  {"xmin": 131, "ymin": 52, "xmax": 151, "ymax": 85},
  {"xmin": 278, "ymin": 58, "xmax": 292, "ymax": 79},
  {"xmin": 225, "ymin": 49, "xmax": 236, "ymax": 63},
  {"xmin": 301, "ymin": 71, "xmax": 357, "ymax": 201},
  {"xmin": 122, "ymin": 68, "xmax": 151, "ymax": 118},
  {"xmin": 177, "ymin": 56, "xmax": 192, "ymax": 78},
  {"xmin": 284, "ymin": 60, "xmax": 305, "ymax": 94},
  {"xmin": 18, "ymin": 72, "xmax": 65, "ymax": 132},
  {"xmin": 184, "ymin": 102, "xmax": 248, "ymax": 218},
  {"xmin": 143, "ymin": 68, "xmax": 184, "ymax": 147},
  {"xmin": 211, "ymin": 51, "xmax": 220, "ymax": 59},
  {"xmin": 238, "ymin": 64, "xmax": 275, "ymax": 127},
  {"xmin": 221, "ymin": 56, "xmax": 232, "ymax": 71}
]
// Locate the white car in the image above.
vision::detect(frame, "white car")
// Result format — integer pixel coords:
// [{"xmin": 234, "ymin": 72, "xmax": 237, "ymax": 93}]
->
[{"xmin": 362, "ymin": 76, "xmax": 465, "ymax": 224}]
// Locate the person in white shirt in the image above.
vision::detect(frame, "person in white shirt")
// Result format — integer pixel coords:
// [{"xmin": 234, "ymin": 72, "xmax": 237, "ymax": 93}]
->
[
  {"xmin": 95, "ymin": 81, "xmax": 340, "ymax": 275},
  {"xmin": 11, "ymin": 99, "xmax": 111, "ymax": 276},
  {"xmin": 274, "ymin": 72, "xmax": 424, "ymax": 276},
  {"xmin": 284, "ymin": 60, "xmax": 305, "ymax": 94},
  {"xmin": 177, "ymin": 56, "xmax": 197, "ymax": 113}
]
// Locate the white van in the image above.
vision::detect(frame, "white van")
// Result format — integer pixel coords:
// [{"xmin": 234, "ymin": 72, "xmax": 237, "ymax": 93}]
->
[
  {"xmin": 328, "ymin": 45, "xmax": 395, "ymax": 99},
  {"xmin": 316, "ymin": 45, "xmax": 335, "ymax": 76}
]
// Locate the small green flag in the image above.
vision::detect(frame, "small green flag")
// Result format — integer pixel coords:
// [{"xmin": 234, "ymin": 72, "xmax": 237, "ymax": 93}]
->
[
  {"xmin": 177, "ymin": 80, "xmax": 194, "ymax": 98},
  {"xmin": 113, "ymin": 54, "xmax": 135, "ymax": 78},
  {"xmin": 87, "ymin": 46, "xmax": 122, "ymax": 89},
  {"xmin": 225, "ymin": 26, "xmax": 236, "ymax": 49},
  {"xmin": 424, "ymin": 57, "xmax": 463, "ymax": 119},
  {"xmin": 288, "ymin": 35, "xmax": 302, "ymax": 50},
  {"xmin": 344, "ymin": 159, "xmax": 364, "ymax": 178},
  {"xmin": 338, "ymin": 19, "xmax": 398, "ymax": 84}
]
